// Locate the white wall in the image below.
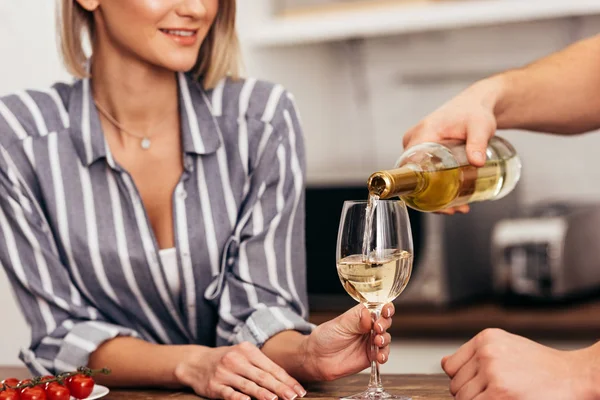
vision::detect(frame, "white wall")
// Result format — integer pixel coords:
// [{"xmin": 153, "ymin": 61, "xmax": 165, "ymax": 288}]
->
[{"xmin": 1, "ymin": 1, "xmax": 599, "ymax": 371}]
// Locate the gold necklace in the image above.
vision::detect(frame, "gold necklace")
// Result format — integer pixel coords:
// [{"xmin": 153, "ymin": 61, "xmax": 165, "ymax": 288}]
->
[{"xmin": 93, "ymin": 100, "xmax": 173, "ymax": 150}]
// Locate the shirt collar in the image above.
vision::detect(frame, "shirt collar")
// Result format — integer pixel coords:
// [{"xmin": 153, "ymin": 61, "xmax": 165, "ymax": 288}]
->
[{"xmin": 69, "ymin": 71, "xmax": 221, "ymax": 167}]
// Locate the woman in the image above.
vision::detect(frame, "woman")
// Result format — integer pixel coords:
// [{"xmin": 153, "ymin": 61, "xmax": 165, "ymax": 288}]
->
[{"xmin": 0, "ymin": 1, "xmax": 396, "ymax": 399}]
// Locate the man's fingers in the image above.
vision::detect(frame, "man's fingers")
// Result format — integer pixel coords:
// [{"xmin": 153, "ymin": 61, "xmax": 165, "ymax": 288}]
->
[
  {"xmin": 454, "ymin": 204, "xmax": 471, "ymax": 214},
  {"xmin": 450, "ymin": 357, "xmax": 479, "ymax": 396},
  {"xmin": 442, "ymin": 339, "xmax": 477, "ymax": 378},
  {"xmin": 455, "ymin": 374, "xmax": 487, "ymax": 400},
  {"xmin": 403, "ymin": 129, "xmax": 441, "ymax": 150},
  {"xmin": 465, "ymin": 115, "xmax": 495, "ymax": 167}
]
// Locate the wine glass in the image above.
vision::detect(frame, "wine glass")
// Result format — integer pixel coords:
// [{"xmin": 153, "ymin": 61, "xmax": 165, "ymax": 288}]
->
[{"xmin": 336, "ymin": 199, "xmax": 414, "ymax": 400}]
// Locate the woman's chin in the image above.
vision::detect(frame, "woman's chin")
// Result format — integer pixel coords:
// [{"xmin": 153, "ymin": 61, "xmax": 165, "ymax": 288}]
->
[
  {"xmin": 161, "ymin": 61, "xmax": 199, "ymax": 74},
  {"xmin": 146, "ymin": 54, "xmax": 198, "ymax": 74}
]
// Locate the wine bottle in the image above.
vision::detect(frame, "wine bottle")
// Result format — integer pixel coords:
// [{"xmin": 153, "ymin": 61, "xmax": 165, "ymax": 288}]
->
[{"xmin": 367, "ymin": 136, "xmax": 522, "ymax": 212}]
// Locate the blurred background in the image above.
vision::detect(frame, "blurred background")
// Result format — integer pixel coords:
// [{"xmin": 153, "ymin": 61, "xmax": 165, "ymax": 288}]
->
[{"xmin": 3, "ymin": 0, "xmax": 600, "ymax": 374}]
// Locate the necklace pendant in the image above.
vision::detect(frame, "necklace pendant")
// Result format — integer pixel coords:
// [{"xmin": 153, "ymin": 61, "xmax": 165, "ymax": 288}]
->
[{"xmin": 141, "ymin": 137, "xmax": 151, "ymax": 150}]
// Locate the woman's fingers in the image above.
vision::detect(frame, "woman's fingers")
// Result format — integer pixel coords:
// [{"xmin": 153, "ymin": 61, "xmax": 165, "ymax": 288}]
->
[
  {"xmin": 375, "ymin": 303, "xmax": 395, "ymax": 334},
  {"xmin": 381, "ymin": 303, "xmax": 395, "ymax": 319},
  {"xmin": 375, "ymin": 332, "xmax": 392, "ymax": 364},
  {"xmin": 216, "ymin": 385, "xmax": 250, "ymax": 400},
  {"xmin": 375, "ymin": 332, "xmax": 392, "ymax": 348},
  {"xmin": 240, "ymin": 343, "xmax": 306, "ymax": 398},
  {"xmin": 221, "ymin": 371, "xmax": 278, "ymax": 400},
  {"xmin": 244, "ymin": 364, "xmax": 301, "ymax": 400},
  {"xmin": 377, "ymin": 342, "xmax": 391, "ymax": 364}
]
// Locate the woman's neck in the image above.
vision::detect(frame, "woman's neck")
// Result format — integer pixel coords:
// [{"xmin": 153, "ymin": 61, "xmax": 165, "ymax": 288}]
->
[{"xmin": 90, "ymin": 51, "xmax": 179, "ymax": 143}]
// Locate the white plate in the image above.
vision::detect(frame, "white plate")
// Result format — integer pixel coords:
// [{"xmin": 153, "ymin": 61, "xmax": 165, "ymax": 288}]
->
[{"xmin": 70, "ymin": 384, "xmax": 110, "ymax": 400}]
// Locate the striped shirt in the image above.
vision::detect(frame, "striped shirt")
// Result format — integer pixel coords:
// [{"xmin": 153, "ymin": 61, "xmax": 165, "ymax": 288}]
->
[{"xmin": 0, "ymin": 72, "xmax": 313, "ymax": 375}]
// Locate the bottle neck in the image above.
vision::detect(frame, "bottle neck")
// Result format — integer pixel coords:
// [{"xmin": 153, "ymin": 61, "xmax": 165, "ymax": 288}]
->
[{"xmin": 367, "ymin": 166, "xmax": 420, "ymax": 199}]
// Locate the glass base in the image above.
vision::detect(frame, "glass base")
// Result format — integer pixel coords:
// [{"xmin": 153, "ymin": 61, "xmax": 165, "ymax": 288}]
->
[{"xmin": 341, "ymin": 388, "xmax": 411, "ymax": 400}]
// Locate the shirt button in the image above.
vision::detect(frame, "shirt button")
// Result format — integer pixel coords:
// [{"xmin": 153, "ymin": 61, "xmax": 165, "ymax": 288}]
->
[
  {"xmin": 227, "ymin": 257, "xmax": 235, "ymax": 266},
  {"xmin": 182, "ymin": 251, "xmax": 190, "ymax": 258},
  {"xmin": 184, "ymin": 158, "xmax": 194, "ymax": 171},
  {"xmin": 178, "ymin": 188, "xmax": 187, "ymax": 200}
]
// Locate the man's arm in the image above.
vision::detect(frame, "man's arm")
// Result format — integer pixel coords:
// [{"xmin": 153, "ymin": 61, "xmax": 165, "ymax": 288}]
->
[
  {"xmin": 403, "ymin": 33, "xmax": 600, "ymax": 172},
  {"xmin": 491, "ymin": 33, "xmax": 600, "ymax": 134}
]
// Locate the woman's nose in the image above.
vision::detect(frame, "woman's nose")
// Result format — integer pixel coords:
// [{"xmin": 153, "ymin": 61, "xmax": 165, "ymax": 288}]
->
[{"xmin": 176, "ymin": 0, "xmax": 208, "ymax": 19}]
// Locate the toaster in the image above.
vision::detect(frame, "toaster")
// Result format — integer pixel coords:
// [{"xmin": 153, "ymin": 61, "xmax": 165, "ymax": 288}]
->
[{"xmin": 491, "ymin": 202, "xmax": 600, "ymax": 301}]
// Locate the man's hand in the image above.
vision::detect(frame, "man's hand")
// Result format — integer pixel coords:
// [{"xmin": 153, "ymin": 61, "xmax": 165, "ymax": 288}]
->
[
  {"xmin": 442, "ymin": 328, "xmax": 599, "ymax": 400},
  {"xmin": 401, "ymin": 78, "xmax": 503, "ymax": 215}
]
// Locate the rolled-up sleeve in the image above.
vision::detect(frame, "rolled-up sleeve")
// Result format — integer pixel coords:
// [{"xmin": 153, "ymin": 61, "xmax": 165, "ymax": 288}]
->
[
  {"xmin": 216, "ymin": 90, "xmax": 315, "ymax": 347},
  {"xmin": 0, "ymin": 146, "xmax": 139, "ymax": 376}
]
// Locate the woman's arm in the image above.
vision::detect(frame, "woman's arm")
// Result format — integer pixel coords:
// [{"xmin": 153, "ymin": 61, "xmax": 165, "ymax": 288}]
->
[
  {"xmin": 88, "ymin": 334, "xmax": 309, "ymax": 400},
  {"xmin": 0, "ymin": 145, "xmax": 142, "ymax": 377},
  {"xmin": 88, "ymin": 337, "xmax": 192, "ymax": 388}
]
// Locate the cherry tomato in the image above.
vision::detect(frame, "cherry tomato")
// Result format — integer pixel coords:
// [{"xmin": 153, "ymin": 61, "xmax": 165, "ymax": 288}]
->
[
  {"xmin": 1, "ymin": 379, "xmax": 19, "ymax": 389},
  {"xmin": 17, "ymin": 380, "xmax": 32, "ymax": 391},
  {"xmin": 44, "ymin": 383, "xmax": 69, "ymax": 400},
  {"xmin": 0, "ymin": 388, "xmax": 20, "ymax": 400},
  {"xmin": 39, "ymin": 377, "xmax": 54, "ymax": 386},
  {"xmin": 20, "ymin": 386, "xmax": 45, "ymax": 400},
  {"xmin": 66, "ymin": 375, "xmax": 94, "ymax": 400}
]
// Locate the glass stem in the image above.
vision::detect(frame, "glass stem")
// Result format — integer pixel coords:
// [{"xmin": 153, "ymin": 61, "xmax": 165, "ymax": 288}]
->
[{"xmin": 367, "ymin": 306, "xmax": 383, "ymax": 391}]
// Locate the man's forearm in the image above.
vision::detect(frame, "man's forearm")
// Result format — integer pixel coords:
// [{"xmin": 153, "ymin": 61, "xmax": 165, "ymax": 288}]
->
[
  {"xmin": 486, "ymin": 34, "xmax": 600, "ymax": 135},
  {"xmin": 576, "ymin": 341, "xmax": 600, "ymax": 399},
  {"xmin": 88, "ymin": 337, "xmax": 200, "ymax": 388}
]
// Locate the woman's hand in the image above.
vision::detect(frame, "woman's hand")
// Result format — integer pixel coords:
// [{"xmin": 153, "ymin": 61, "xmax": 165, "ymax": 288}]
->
[
  {"xmin": 175, "ymin": 342, "xmax": 307, "ymax": 400},
  {"xmin": 402, "ymin": 77, "xmax": 505, "ymax": 214},
  {"xmin": 302, "ymin": 303, "xmax": 395, "ymax": 381},
  {"xmin": 442, "ymin": 328, "xmax": 599, "ymax": 400}
]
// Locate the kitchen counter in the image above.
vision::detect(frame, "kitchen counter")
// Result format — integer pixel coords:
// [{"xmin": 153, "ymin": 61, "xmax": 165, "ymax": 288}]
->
[{"xmin": 0, "ymin": 367, "xmax": 452, "ymax": 399}]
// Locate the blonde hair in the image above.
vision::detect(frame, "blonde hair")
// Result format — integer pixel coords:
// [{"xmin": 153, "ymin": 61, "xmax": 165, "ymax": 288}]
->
[{"xmin": 57, "ymin": 0, "xmax": 242, "ymax": 89}]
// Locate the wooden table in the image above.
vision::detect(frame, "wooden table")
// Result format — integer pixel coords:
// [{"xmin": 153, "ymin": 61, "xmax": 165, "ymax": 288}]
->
[{"xmin": 0, "ymin": 367, "xmax": 451, "ymax": 399}]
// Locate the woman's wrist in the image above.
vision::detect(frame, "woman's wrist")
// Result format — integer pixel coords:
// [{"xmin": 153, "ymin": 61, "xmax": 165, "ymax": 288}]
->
[
  {"xmin": 173, "ymin": 345, "xmax": 217, "ymax": 389},
  {"xmin": 88, "ymin": 337, "xmax": 204, "ymax": 389},
  {"xmin": 295, "ymin": 333, "xmax": 321, "ymax": 382},
  {"xmin": 262, "ymin": 331, "xmax": 319, "ymax": 383}
]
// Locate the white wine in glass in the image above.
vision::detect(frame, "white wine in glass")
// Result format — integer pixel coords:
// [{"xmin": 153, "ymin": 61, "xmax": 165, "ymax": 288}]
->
[{"xmin": 336, "ymin": 198, "xmax": 414, "ymax": 400}]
